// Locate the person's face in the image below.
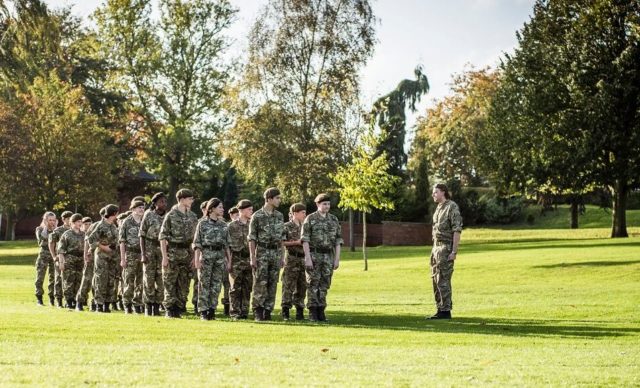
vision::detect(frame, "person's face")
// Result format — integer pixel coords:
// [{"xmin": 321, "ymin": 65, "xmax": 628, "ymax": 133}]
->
[
  {"xmin": 82, "ymin": 222, "xmax": 92, "ymax": 232},
  {"xmin": 432, "ymin": 188, "xmax": 445, "ymax": 203},
  {"xmin": 317, "ymin": 201, "xmax": 330, "ymax": 213},
  {"xmin": 293, "ymin": 210, "xmax": 306, "ymax": 222},
  {"xmin": 212, "ymin": 203, "xmax": 224, "ymax": 217},
  {"xmin": 181, "ymin": 197, "xmax": 195, "ymax": 208},
  {"xmin": 156, "ymin": 197, "xmax": 167, "ymax": 211},
  {"xmin": 46, "ymin": 216, "xmax": 57, "ymax": 229},
  {"xmin": 62, "ymin": 217, "xmax": 71, "ymax": 226},
  {"xmin": 133, "ymin": 206, "xmax": 145, "ymax": 216},
  {"xmin": 230, "ymin": 212, "xmax": 239, "ymax": 221},
  {"xmin": 240, "ymin": 207, "xmax": 253, "ymax": 219},
  {"xmin": 108, "ymin": 214, "xmax": 118, "ymax": 223},
  {"xmin": 72, "ymin": 220, "xmax": 83, "ymax": 230},
  {"xmin": 268, "ymin": 195, "xmax": 281, "ymax": 208}
]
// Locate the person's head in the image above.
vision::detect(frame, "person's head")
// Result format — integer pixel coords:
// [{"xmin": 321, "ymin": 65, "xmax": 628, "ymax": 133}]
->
[
  {"xmin": 263, "ymin": 187, "xmax": 281, "ymax": 208},
  {"xmin": 61, "ymin": 211, "xmax": 73, "ymax": 226},
  {"xmin": 432, "ymin": 183, "xmax": 450, "ymax": 203},
  {"xmin": 116, "ymin": 212, "xmax": 128, "ymax": 226},
  {"xmin": 200, "ymin": 200, "xmax": 208, "ymax": 217},
  {"xmin": 131, "ymin": 196, "xmax": 146, "ymax": 207},
  {"xmin": 99, "ymin": 207, "xmax": 106, "ymax": 219},
  {"xmin": 104, "ymin": 204, "xmax": 119, "ymax": 222},
  {"xmin": 206, "ymin": 197, "xmax": 224, "ymax": 218},
  {"xmin": 129, "ymin": 200, "xmax": 145, "ymax": 217},
  {"xmin": 176, "ymin": 188, "xmax": 195, "ymax": 208},
  {"xmin": 70, "ymin": 213, "xmax": 83, "ymax": 230},
  {"xmin": 40, "ymin": 211, "xmax": 57, "ymax": 230},
  {"xmin": 236, "ymin": 199, "xmax": 253, "ymax": 220},
  {"xmin": 314, "ymin": 193, "xmax": 331, "ymax": 214},
  {"xmin": 150, "ymin": 192, "xmax": 167, "ymax": 212},
  {"xmin": 289, "ymin": 203, "xmax": 306, "ymax": 222},
  {"xmin": 82, "ymin": 217, "xmax": 92, "ymax": 232},
  {"xmin": 228, "ymin": 207, "xmax": 239, "ymax": 221}
]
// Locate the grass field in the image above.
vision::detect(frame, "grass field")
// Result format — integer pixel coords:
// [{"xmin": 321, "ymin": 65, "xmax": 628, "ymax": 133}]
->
[{"xmin": 1, "ymin": 207, "xmax": 639, "ymax": 386}]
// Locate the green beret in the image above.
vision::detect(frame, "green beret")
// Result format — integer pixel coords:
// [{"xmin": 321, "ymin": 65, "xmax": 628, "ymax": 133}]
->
[
  {"xmin": 236, "ymin": 199, "xmax": 252, "ymax": 210},
  {"xmin": 290, "ymin": 203, "xmax": 306, "ymax": 213},
  {"xmin": 129, "ymin": 200, "xmax": 145, "ymax": 210},
  {"xmin": 61, "ymin": 211, "xmax": 73, "ymax": 219},
  {"xmin": 70, "ymin": 213, "xmax": 83, "ymax": 223},
  {"xmin": 314, "ymin": 193, "xmax": 331, "ymax": 204},
  {"xmin": 263, "ymin": 187, "xmax": 280, "ymax": 200},
  {"xmin": 82, "ymin": 217, "xmax": 92, "ymax": 223},
  {"xmin": 116, "ymin": 213, "xmax": 129, "ymax": 221},
  {"xmin": 176, "ymin": 188, "xmax": 194, "ymax": 200},
  {"xmin": 131, "ymin": 196, "xmax": 146, "ymax": 204},
  {"xmin": 228, "ymin": 207, "xmax": 239, "ymax": 214},
  {"xmin": 151, "ymin": 192, "xmax": 166, "ymax": 204}
]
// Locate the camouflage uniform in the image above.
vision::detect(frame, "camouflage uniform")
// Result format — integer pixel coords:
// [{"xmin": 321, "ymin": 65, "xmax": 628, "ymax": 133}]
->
[
  {"xmin": 248, "ymin": 207, "xmax": 284, "ymax": 313},
  {"xmin": 48, "ymin": 225, "xmax": 69, "ymax": 301},
  {"xmin": 193, "ymin": 217, "xmax": 228, "ymax": 313},
  {"xmin": 119, "ymin": 215, "xmax": 144, "ymax": 308},
  {"xmin": 87, "ymin": 220, "xmax": 119, "ymax": 305},
  {"xmin": 34, "ymin": 226, "xmax": 55, "ymax": 300},
  {"xmin": 430, "ymin": 200, "xmax": 463, "ymax": 312},
  {"xmin": 139, "ymin": 209, "xmax": 165, "ymax": 305},
  {"xmin": 76, "ymin": 222, "xmax": 97, "ymax": 306},
  {"xmin": 221, "ymin": 258, "xmax": 230, "ymax": 311},
  {"xmin": 57, "ymin": 229, "xmax": 85, "ymax": 302},
  {"xmin": 301, "ymin": 212, "xmax": 343, "ymax": 308},
  {"xmin": 227, "ymin": 219, "xmax": 252, "ymax": 318},
  {"xmin": 159, "ymin": 205, "xmax": 198, "ymax": 311},
  {"xmin": 281, "ymin": 221, "xmax": 306, "ymax": 310}
]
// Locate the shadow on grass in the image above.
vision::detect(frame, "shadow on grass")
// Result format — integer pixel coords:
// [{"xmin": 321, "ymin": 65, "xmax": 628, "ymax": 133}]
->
[
  {"xmin": 0, "ymin": 256, "xmax": 34, "ymax": 266},
  {"xmin": 532, "ymin": 260, "xmax": 640, "ymax": 269},
  {"xmin": 461, "ymin": 240, "xmax": 640, "ymax": 255}
]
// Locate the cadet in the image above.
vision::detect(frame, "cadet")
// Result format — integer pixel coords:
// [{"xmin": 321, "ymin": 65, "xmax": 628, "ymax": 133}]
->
[
  {"xmin": 249, "ymin": 187, "xmax": 285, "ymax": 321},
  {"xmin": 193, "ymin": 198, "xmax": 231, "ymax": 320},
  {"xmin": 76, "ymin": 216, "xmax": 97, "ymax": 311},
  {"xmin": 302, "ymin": 194, "xmax": 343, "ymax": 322},
  {"xmin": 87, "ymin": 204, "xmax": 120, "ymax": 313},
  {"xmin": 119, "ymin": 200, "xmax": 145, "ymax": 314},
  {"xmin": 159, "ymin": 189, "xmax": 198, "ymax": 318},
  {"xmin": 34, "ymin": 211, "xmax": 57, "ymax": 306},
  {"xmin": 428, "ymin": 183, "xmax": 462, "ymax": 320},
  {"xmin": 48, "ymin": 211, "xmax": 73, "ymax": 308},
  {"xmin": 57, "ymin": 213, "xmax": 85, "ymax": 309},
  {"xmin": 228, "ymin": 207, "xmax": 239, "ymax": 222},
  {"xmin": 227, "ymin": 200, "xmax": 253, "ymax": 320},
  {"xmin": 281, "ymin": 203, "xmax": 307, "ymax": 320},
  {"xmin": 139, "ymin": 193, "xmax": 167, "ymax": 316},
  {"xmin": 113, "ymin": 212, "xmax": 131, "ymax": 311}
]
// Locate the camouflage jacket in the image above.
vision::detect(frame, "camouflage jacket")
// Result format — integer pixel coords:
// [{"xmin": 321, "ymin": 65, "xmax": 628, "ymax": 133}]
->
[
  {"xmin": 193, "ymin": 217, "xmax": 229, "ymax": 251},
  {"xmin": 432, "ymin": 200, "xmax": 463, "ymax": 242},
  {"xmin": 283, "ymin": 221, "xmax": 304, "ymax": 256},
  {"xmin": 118, "ymin": 215, "xmax": 141, "ymax": 249},
  {"xmin": 248, "ymin": 206, "xmax": 285, "ymax": 246},
  {"xmin": 58, "ymin": 229, "xmax": 85, "ymax": 256},
  {"xmin": 87, "ymin": 220, "xmax": 119, "ymax": 251},
  {"xmin": 48, "ymin": 225, "xmax": 70, "ymax": 254},
  {"xmin": 35, "ymin": 226, "xmax": 54, "ymax": 253},
  {"xmin": 301, "ymin": 212, "xmax": 343, "ymax": 250},
  {"xmin": 227, "ymin": 219, "xmax": 250, "ymax": 253},
  {"xmin": 139, "ymin": 209, "xmax": 165, "ymax": 242},
  {"xmin": 158, "ymin": 205, "xmax": 198, "ymax": 244}
]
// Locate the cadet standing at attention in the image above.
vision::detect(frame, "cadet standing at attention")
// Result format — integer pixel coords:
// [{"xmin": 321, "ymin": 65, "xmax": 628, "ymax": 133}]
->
[
  {"xmin": 248, "ymin": 187, "xmax": 285, "ymax": 321},
  {"xmin": 34, "ymin": 211, "xmax": 57, "ymax": 306},
  {"xmin": 76, "ymin": 216, "xmax": 97, "ymax": 311},
  {"xmin": 281, "ymin": 203, "xmax": 307, "ymax": 321},
  {"xmin": 227, "ymin": 200, "xmax": 253, "ymax": 320},
  {"xmin": 48, "ymin": 211, "xmax": 73, "ymax": 308},
  {"xmin": 139, "ymin": 193, "xmax": 167, "ymax": 316},
  {"xmin": 159, "ymin": 189, "xmax": 198, "ymax": 318},
  {"xmin": 57, "ymin": 213, "xmax": 86, "ymax": 309},
  {"xmin": 428, "ymin": 183, "xmax": 462, "ymax": 320},
  {"xmin": 193, "ymin": 198, "xmax": 230, "ymax": 320},
  {"xmin": 119, "ymin": 200, "xmax": 146, "ymax": 314},
  {"xmin": 302, "ymin": 194, "xmax": 343, "ymax": 322},
  {"xmin": 87, "ymin": 204, "xmax": 120, "ymax": 313}
]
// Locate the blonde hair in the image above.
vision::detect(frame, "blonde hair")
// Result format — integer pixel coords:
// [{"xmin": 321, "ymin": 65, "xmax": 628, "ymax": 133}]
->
[{"xmin": 40, "ymin": 211, "xmax": 56, "ymax": 229}]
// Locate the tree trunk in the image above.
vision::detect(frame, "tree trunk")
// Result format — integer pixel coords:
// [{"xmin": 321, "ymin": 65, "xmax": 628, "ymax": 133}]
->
[
  {"xmin": 362, "ymin": 212, "xmax": 368, "ymax": 271},
  {"xmin": 349, "ymin": 209, "xmax": 355, "ymax": 252},
  {"xmin": 570, "ymin": 197, "xmax": 579, "ymax": 229},
  {"xmin": 3, "ymin": 211, "xmax": 15, "ymax": 241},
  {"xmin": 611, "ymin": 180, "xmax": 628, "ymax": 238},
  {"xmin": 168, "ymin": 174, "xmax": 179, "ymax": 207}
]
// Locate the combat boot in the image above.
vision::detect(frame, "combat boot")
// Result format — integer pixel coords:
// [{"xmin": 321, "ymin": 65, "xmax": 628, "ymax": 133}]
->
[
  {"xmin": 90, "ymin": 301, "xmax": 96, "ymax": 312},
  {"xmin": 36, "ymin": 295, "xmax": 44, "ymax": 306},
  {"xmin": 254, "ymin": 307, "xmax": 265, "ymax": 321},
  {"xmin": 111, "ymin": 302, "xmax": 118, "ymax": 311},
  {"xmin": 125, "ymin": 304, "xmax": 133, "ymax": 314},
  {"xmin": 264, "ymin": 309, "xmax": 272, "ymax": 321},
  {"xmin": 145, "ymin": 303, "xmax": 153, "ymax": 316},
  {"xmin": 200, "ymin": 310, "xmax": 209, "ymax": 321},
  {"xmin": 174, "ymin": 307, "xmax": 183, "ymax": 319},
  {"xmin": 96, "ymin": 303, "xmax": 104, "ymax": 313},
  {"xmin": 153, "ymin": 303, "xmax": 161, "ymax": 316},
  {"xmin": 295, "ymin": 307, "xmax": 304, "ymax": 321},
  {"xmin": 281, "ymin": 307, "xmax": 290, "ymax": 320},
  {"xmin": 135, "ymin": 305, "xmax": 143, "ymax": 314},
  {"xmin": 56, "ymin": 297, "xmax": 63, "ymax": 308},
  {"xmin": 165, "ymin": 307, "xmax": 174, "ymax": 318},
  {"xmin": 103, "ymin": 303, "xmax": 111, "ymax": 313},
  {"xmin": 318, "ymin": 306, "xmax": 328, "ymax": 322},
  {"xmin": 193, "ymin": 302, "xmax": 198, "ymax": 314},
  {"xmin": 210, "ymin": 309, "xmax": 216, "ymax": 321},
  {"xmin": 223, "ymin": 303, "xmax": 230, "ymax": 316},
  {"xmin": 428, "ymin": 310, "xmax": 451, "ymax": 320},
  {"xmin": 66, "ymin": 298, "xmax": 74, "ymax": 310},
  {"xmin": 76, "ymin": 302, "xmax": 84, "ymax": 312},
  {"xmin": 308, "ymin": 307, "xmax": 319, "ymax": 322},
  {"xmin": 49, "ymin": 296, "xmax": 55, "ymax": 306},
  {"xmin": 117, "ymin": 299, "xmax": 124, "ymax": 311}
]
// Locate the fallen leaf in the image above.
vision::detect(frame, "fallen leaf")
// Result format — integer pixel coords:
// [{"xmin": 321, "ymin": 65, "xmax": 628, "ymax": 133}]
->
[{"xmin": 321, "ymin": 348, "xmax": 329, "ymax": 353}]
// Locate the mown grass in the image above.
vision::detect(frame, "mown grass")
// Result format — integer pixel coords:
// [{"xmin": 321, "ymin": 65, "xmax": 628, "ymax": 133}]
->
[{"xmin": 1, "ymin": 213, "xmax": 639, "ymax": 386}]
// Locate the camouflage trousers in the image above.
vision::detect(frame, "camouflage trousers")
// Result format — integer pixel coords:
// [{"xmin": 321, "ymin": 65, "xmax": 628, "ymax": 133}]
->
[
  {"xmin": 162, "ymin": 246, "xmax": 192, "ymax": 310},
  {"xmin": 142, "ymin": 241, "xmax": 163, "ymax": 304},
  {"xmin": 76, "ymin": 257, "xmax": 94, "ymax": 304},
  {"xmin": 281, "ymin": 255, "xmax": 306, "ymax": 309},
  {"xmin": 93, "ymin": 250, "xmax": 118, "ymax": 305},
  {"xmin": 190, "ymin": 266, "xmax": 198, "ymax": 307},
  {"xmin": 113, "ymin": 265, "xmax": 123, "ymax": 303},
  {"xmin": 229, "ymin": 253, "xmax": 252, "ymax": 317},
  {"xmin": 62, "ymin": 254, "xmax": 84, "ymax": 301},
  {"xmin": 430, "ymin": 242, "xmax": 455, "ymax": 311},
  {"xmin": 122, "ymin": 250, "xmax": 143, "ymax": 307},
  {"xmin": 306, "ymin": 252, "xmax": 334, "ymax": 308},
  {"xmin": 251, "ymin": 247, "xmax": 281, "ymax": 312},
  {"xmin": 221, "ymin": 265, "xmax": 230, "ymax": 306},
  {"xmin": 197, "ymin": 248, "xmax": 225, "ymax": 313},
  {"xmin": 54, "ymin": 260, "xmax": 63, "ymax": 299},
  {"xmin": 34, "ymin": 250, "xmax": 54, "ymax": 298}
]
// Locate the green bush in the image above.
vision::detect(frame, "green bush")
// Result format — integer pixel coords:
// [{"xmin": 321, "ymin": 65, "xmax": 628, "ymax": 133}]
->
[{"xmin": 484, "ymin": 196, "xmax": 525, "ymax": 224}]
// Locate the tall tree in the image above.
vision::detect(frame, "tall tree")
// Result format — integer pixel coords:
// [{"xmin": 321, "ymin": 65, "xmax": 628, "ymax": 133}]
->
[{"xmin": 223, "ymin": 0, "xmax": 376, "ymax": 201}]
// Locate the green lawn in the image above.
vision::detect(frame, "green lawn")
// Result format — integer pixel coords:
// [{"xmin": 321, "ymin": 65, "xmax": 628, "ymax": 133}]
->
[{"xmin": 1, "ymin": 222, "xmax": 639, "ymax": 386}]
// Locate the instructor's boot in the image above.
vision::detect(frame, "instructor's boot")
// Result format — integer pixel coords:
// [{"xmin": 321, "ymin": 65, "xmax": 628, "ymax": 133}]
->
[
  {"xmin": 318, "ymin": 306, "xmax": 327, "ymax": 322},
  {"xmin": 49, "ymin": 296, "xmax": 55, "ymax": 306},
  {"xmin": 281, "ymin": 307, "xmax": 290, "ymax": 321},
  {"xmin": 428, "ymin": 310, "xmax": 452, "ymax": 320},
  {"xmin": 223, "ymin": 303, "xmax": 230, "ymax": 317},
  {"xmin": 308, "ymin": 307, "xmax": 319, "ymax": 322},
  {"xmin": 125, "ymin": 304, "xmax": 133, "ymax": 314},
  {"xmin": 254, "ymin": 307, "xmax": 265, "ymax": 322},
  {"xmin": 295, "ymin": 307, "xmax": 305, "ymax": 321},
  {"xmin": 36, "ymin": 295, "xmax": 44, "ymax": 306}
]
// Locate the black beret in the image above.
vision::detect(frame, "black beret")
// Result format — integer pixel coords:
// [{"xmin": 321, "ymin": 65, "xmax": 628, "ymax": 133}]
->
[
  {"xmin": 263, "ymin": 187, "xmax": 280, "ymax": 200},
  {"xmin": 176, "ymin": 188, "xmax": 194, "ymax": 200},
  {"xmin": 150, "ymin": 192, "xmax": 166, "ymax": 204},
  {"xmin": 104, "ymin": 204, "xmax": 119, "ymax": 218},
  {"xmin": 129, "ymin": 200, "xmax": 145, "ymax": 210},
  {"xmin": 70, "ymin": 213, "xmax": 83, "ymax": 223},
  {"xmin": 290, "ymin": 203, "xmax": 306, "ymax": 213},
  {"xmin": 61, "ymin": 211, "xmax": 73, "ymax": 219},
  {"xmin": 82, "ymin": 217, "xmax": 92, "ymax": 223},
  {"xmin": 314, "ymin": 193, "xmax": 331, "ymax": 203},
  {"xmin": 236, "ymin": 199, "xmax": 253, "ymax": 210}
]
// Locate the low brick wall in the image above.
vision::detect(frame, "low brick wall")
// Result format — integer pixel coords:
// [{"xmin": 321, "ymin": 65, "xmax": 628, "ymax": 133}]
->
[{"xmin": 341, "ymin": 221, "xmax": 431, "ymax": 247}]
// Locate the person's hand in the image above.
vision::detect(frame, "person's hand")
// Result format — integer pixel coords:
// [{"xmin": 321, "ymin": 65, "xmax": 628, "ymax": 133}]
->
[
  {"xmin": 101, "ymin": 245, "xmax": 112, "ymax": 254},
  {"xmin": 121, "ymin": 259, "xmax": 127, "ymax": 269},
  {"xmin": 84, "ymin": 253, "xmax": 91, "ymax": 264},
  {"xmin": 448, "ymin": 251, "xmax": 457, "ymax": 261},
  {"xmin": 140, "ymin": 253, "xmax": 146, "ymax": 264},
  {"xmin": 59, "ymin": 258, "xmax": 65, "ymax": 272},
  {"xmin": 190, "ymin": 258, "xmax": 196, "ymax": 270},
  {"xmin": 333, "ymin": 259, "xmax": 339, "ymax": 270},
  {"xmin": 279, "ymin": 257, "xmax": 285, "ymax": 269},
  {"xmin": 162, "ymin": 257, "xmax": 169, "ymax": 268},
  {"xmin": 305, "ymin": 256, "xmax": 313, "ymax": 270},
  {"xmin": 250, "ymin": 257, "xmax": 257, "ymax": 271}
]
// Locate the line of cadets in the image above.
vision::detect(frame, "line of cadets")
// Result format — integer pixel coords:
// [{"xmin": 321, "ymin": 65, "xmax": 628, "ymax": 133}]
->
[{"xmin": 34, "ymin": 187, "xmax": 343, "ymax": 322}]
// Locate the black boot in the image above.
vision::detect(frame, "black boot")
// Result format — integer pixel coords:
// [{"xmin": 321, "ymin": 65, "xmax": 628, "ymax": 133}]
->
[
  {"xmin": 429, "ymin": 310, "xmax": 452, "ymax": 320},
  {"xmin": 264, "ymin": 309, "xmax": 272, "ymax": 321},
  {"xmin": 49, "ymin": 296, "xmax": 55, "ymax": 306},
  {"xmin": 103, "ymin": 303, "xmax": 111, "ymax": 313},
  {"xmin": 174, "ymin": 307, "xmax": 182, "ymax": 319},
  {"xmin": 111, "ymin": 302, "xmax": 118, "ymax": 311},
  {"xmin": 165, "ymin": 307, "xmax": 174, "ymax": 318},
  {"xmin": 193, "ymin": 302, "xmax": 198, "ymax": 314},
  {"xmin": 36, "ymin": 295, "xmax": 44, "ymax": 306},
  {"xmin": 96, "ymin": 303, "xmax": 104, "ymax": 313},
  {"xmin": 153, "ymin": 303, "xmax": 161, "ymax": 316},
  {"xmin": 318, "ymin": 306, "xmax": 327, "ymax": 322},
  {"xmin": 76, "ymin": 302, "xmax": 84, "ymax": 312},
  {"xmin": 210, "ymin": 309, "xmax": 216, "ymax": 321},
  {"xmin": 200, "ymin": 310, "xmax": 209, "ymax": 321},
  {"xmin": 223, "ymin": 303, "xmax": 230, "ymax": 316},
  {"xmin": 308, "ymin": 307, "xmax": 319, "ymax": 322},
  {"xmin": 71, "ymin": 300, "xmax": 76, "ymax": 308},
  {"xmin": 90, "ymin": 301, "xmax": 96, "ymax": 312},
  {"xmin": 118, "ymin": 300, "xmax": 124, "ymax": 311},
  {"xmin": 159, "ymin": 304, "xmax": 166, "ymax": 313},
  {"xmin": 134, "ymin": 305, "xmax": 143, "ymax": 314},
  {"xmin": 254, "ymin": 307, "xmax": 265, "ymax": 321},
  {"xmin": 295, "ymin": 307, "xmax": 305, "ymax": 321},
  {"xmin": 145, "ymin": 303, "xmax": 153, "ymax": 316},
  {"xmin": 66, "ymin": 298, "xmax": 74, "ymax": 310},
  {"xmin": 281, "ymin": 307, "xmax": 290, "ymax": 320},
  {"xmin": 125, "ymin": 304, "xmax": 133, "ymax": 314},
  {"xmin": 56, "ymin": 297, "xmax": 63, "ymax": 308}
]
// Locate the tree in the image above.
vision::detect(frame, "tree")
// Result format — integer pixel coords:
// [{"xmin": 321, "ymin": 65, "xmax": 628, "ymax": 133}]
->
[
  {"xmin": 333, "ymin": 130, "xmax": 400, "ymax": 271},
  {"xmin": 223, "ymin": 0, "xmax": 376, "ymax": 201},
  {"xmin": 95, "ymin": 0, "xmax": 237, "ymax": 201}
]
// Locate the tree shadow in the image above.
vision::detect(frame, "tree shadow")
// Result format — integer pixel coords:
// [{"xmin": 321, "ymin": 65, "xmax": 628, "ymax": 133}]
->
[
  {"xmin": 461, "ymin": 240, "xmax": 640, "ymax": 255},
  {"xmin": 532, "ymin": 260, "xmax": 640, "ymax": 269},
  {"xmin": 0, "ymin": 256, "xmax": 34, "ymax": 266}
]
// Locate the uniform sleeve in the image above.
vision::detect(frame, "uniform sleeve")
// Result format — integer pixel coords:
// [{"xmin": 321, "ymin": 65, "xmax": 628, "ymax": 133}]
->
[
  {"xmin": 35, "ymin": 227, "xmax": 43, "ymax": 245},
  {"xmin": 118, "ymin": 218, "xmax": 128, "ymax": 244},
  {"xmin": 192, "ymin": 220, "xmax": 203, "ymax": 250},
  {"xmin": 450, "ymin": 203, "xmax": 463, "ymax": 234},
  {"xmin": 279, "ymin": 213, "xmax": 286, "ymax": 241},
  {"xmin": 333, "ymin": 217, "xmax": 344, "ymax": 246},
  {"xmin": 87, "ymin": 224, "xmax": 102, "ymax": 250},
  {"xmin": 222, "ymin": 226, "xmax": 229, "ymax": 248},
  {"xmin": 57, "ymin": 233, "xmax": 68, "ymax": 255},
  {"xmin": 247, "ymin": 214, "xmax": 258, "ymax": 242},
  {"xmin": 300, "ymin": 216, "xmax": 311, "ymax": 243},
  {"xmin": 47, "ymin": 230, "xmax": 57, "ymax": 245},
  {"xmin": 138, "ymin": 213, "xmax": 148, "ymax": 238},
  {"xmin": 158, "ymin": 212, "xmax": 171, "ymax": 241}
]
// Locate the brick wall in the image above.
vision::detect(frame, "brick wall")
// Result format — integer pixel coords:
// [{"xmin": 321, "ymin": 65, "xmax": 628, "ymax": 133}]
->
[{"xmin": 341, "ymin": 221, "xmax": 432, "ymax": 247}]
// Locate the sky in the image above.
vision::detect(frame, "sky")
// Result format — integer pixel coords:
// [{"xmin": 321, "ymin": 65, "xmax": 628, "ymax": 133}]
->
[{"xmin": 44, "ymin": 0, "xmax": 535, "ymax": 129}]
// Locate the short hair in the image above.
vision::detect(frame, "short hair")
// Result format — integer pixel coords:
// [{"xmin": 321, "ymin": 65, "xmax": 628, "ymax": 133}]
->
[{"xmin": 263, "ymin": 187, "xmax": 280, "ymax": 200}]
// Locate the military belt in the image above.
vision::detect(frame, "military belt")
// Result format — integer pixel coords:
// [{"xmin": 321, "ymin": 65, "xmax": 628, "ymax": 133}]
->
[
  {"xmin": 434, "ymin": 240, "xmax": 452, "ymax": 246},
  {"xmin": 312, "ymin": 247, "xmax": 332, "ymax": 254},
  {"xmin": 144, "ymin": 237, "xmax": 160, "ymax": 245},
  {"xmin": 232, "ymin": 250, "xmax": 250, "ymax": 258},
  {"xmin": 257, "ymin": 242, "xmax": 280, "ymax": 250},
  {"xmin": 287, "ymin": 251, "xmax": 305, "ymax": 258},
  {"xmin": 168, "ymin": 242, "xmax": 190, "ymax": 249},
  {"xmin": 67, "ymin": 251, "xmax": 83, "ymax": 257},
  {"xmin": 202, "ymin": 244, "xmax": 225, "ymax": 251}
]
